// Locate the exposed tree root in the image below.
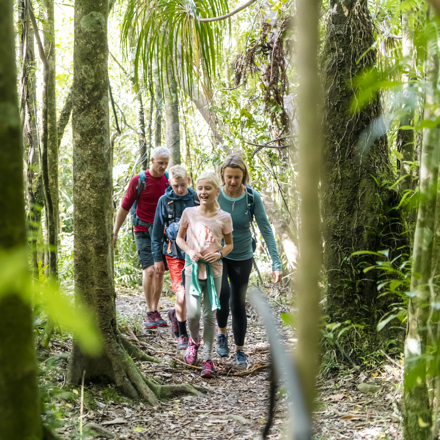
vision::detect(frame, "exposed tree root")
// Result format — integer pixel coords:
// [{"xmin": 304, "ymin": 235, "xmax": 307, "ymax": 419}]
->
[{"xmin": 120, "ymin": 334, "xmax": 161, "ymax": 363}]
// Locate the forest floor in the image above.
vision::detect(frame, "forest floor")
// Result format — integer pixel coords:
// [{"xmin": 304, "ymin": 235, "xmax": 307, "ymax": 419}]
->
[{"xmin": 38, "ymin": 282, "xmax": 404, "ymax": 440}]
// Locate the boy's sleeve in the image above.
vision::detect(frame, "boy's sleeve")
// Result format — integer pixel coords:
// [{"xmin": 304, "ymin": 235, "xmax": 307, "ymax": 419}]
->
[
  {"xmin": 253, "ymin": 190, "xmax": 282, "ymax": 271},
  {"xmin": 121, "ymin": 175, "xmax": 139, "ymax": 211},
  {"xmin": 151, "ymin": 197, "xmax": 166, "ymax": 263}
]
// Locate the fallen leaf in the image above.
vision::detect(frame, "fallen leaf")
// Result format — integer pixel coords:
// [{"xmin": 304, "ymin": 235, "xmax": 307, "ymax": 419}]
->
[{"xmin": 101, "ymin": 418, "xmax": 127, "ymax": 425}]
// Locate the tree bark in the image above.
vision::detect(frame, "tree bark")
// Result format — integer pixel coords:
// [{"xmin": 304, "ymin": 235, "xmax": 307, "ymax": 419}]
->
[
  {"xmin": 322, "ymin": 0, "xmax": 404, "ymax": 357},
  {"xmin": 69, "ymin": 0, "xmax": 199, "ymax": 404},
  {"xmin": 164, "ymin": 62, "xmax": 180, "ymax": 165},
  {"xmin": 403, "ymin": 39, "xmax": 440, "ymax": 440},
  {"xmin": 0, "ymin": 0, "xmax": 42, "ymax": 436}
]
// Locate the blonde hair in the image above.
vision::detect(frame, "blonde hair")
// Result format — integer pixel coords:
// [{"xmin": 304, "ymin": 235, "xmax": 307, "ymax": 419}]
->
[
  {"xmin": 220, "ymin": 153, "xmax": 250, "ymax": 186},
  {"xmin": 195, "ymin": 171, "xmax": 221, "ymax": 190},
  {"xmin": 168, "ymin": 165, "xmax": 188, "ymax": 181}
]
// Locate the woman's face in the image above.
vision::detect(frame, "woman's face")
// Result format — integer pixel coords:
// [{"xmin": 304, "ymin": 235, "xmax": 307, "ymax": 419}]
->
[
  {"xmin": 224, "ymin": 167, "xmax": 244, "ymax": 191},
  {"xmin": 196, "ymin": 179, "xmax": 220, "ymax": 206}
]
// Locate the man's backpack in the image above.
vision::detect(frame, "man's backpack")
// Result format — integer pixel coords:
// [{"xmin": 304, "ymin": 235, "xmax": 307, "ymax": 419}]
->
[{"xmin": 130, "ymin": 170, "xmax": 169, "ymax": 228}]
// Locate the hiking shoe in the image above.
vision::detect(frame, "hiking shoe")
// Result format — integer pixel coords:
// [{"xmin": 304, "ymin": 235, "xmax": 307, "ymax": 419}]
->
[
  {"xmin": 235, "ymin": 350, "xmax": 248, "ymax": 369},
  {"xmin": 168, "ymin": 308, "xmax": 179, "ymax": 337},
  {"xmin": 145, "ymin": 312, "xmax": 158, "ymax": 330},
  {"xmin": 154, "ymin": 311, "xmax": 167, "ymax": 327},
  {"xmin": 184, "ymin": 338, "xmax": 200, "ymax": 365},
  {"xmin": 201, "ymin": 360, "xmax": 216, "ymax": 378},
  {"xmin": 177, "ymin": 335, "xmax": 189, "ymax": 350},
  {"xmin": 216, "ymin": 333, "xmax": 229, "ymax": 357}
]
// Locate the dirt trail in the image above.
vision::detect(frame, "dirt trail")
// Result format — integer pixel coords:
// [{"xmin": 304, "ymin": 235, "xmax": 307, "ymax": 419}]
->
[{"xmin": 41, "ymin": 285, "xmax": 403, "ymax": 439}]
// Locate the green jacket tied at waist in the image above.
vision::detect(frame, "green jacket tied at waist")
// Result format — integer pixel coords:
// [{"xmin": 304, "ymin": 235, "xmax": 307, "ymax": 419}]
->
[{"xmin": 184, "ymin": 254, "xmax": 220, "ymax": 311}]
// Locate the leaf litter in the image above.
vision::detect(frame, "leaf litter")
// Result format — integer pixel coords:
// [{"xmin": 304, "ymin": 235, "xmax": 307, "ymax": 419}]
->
[{"xmin": 38, "ymin": 284, "xmax": 404, "ymax": 439}]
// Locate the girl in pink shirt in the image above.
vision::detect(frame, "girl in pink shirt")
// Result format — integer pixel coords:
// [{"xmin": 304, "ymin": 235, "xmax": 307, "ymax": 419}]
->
[{"xmin": 176, "ymin": 171, "xmax": 233, "ymax": 378}]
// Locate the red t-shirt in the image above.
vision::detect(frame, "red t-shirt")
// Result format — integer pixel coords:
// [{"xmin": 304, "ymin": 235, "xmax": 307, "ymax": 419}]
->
[{"xmin": 121, "ymin": 171, "xmax": 168, "ymax": 232}]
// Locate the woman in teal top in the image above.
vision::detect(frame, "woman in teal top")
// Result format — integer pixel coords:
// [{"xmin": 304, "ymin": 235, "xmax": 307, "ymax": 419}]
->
[{"xmin": 216, "ymin": 154, "xmax": 282, "ymax": 367}]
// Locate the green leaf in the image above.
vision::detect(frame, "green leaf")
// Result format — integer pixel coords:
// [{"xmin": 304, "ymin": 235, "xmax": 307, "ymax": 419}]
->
[{"xmin": 377, "ymin": 314, "xmax": 398, "ymax": 331}]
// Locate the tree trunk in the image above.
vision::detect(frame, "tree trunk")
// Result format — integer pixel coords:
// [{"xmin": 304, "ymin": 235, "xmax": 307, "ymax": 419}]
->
[
  {"xmin": 68, "ymin": 0, "xmax": 200, "ymax": 404},
  {"xmin": 153, "ymin": 61, "xmax": 162, "ymax": 147},
  {"xmin": 295, "ymin": 0, "xmax": 322, "ymax": 413},
  {"xmin": 403, "ymin": 38, "xmax": 440, "ymax": 440},
  {"xmin": 0, "ymin": 0, "xmax": 42, "ymax": 436},
  {"xmin": 43, "ymin": 0, "xmax": 59, "ymax": 274},
  {"xmin": 164, "ymin": 62, "xmax": 180, "ymax": 165},
  {"xmin": 20, "ymin": 4, "xmax": 43, "ymax": 279},
  {"xmin": 29, "ymin": 1, "xmax": 58, "ymax": 280},
  {"xmin": 322, "ymin": 0, "xmax": 404, "ymax": 357}
]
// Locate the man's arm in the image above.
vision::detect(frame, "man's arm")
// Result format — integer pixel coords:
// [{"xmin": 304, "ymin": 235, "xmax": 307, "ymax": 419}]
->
[{"xmin": 113, "ymin": 206, "xmax": 129, "ymax": 248}]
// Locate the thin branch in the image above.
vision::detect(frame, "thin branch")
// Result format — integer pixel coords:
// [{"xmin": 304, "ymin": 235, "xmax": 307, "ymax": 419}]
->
[
  {"xmin": 198, "ymin": 0, "xmax": 257, "ymax": 22},
  {"xmin": 28, "ymin": 1, "xmax": 48, "ymax": 69},
  {"xmin": 109, "ymin": 50, "xmax": 130, "ymax": 78}
]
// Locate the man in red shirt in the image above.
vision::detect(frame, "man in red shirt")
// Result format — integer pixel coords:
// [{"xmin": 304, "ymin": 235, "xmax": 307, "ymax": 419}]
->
[{"xmin": 113, "ymin": 146, "xmax": 170, "ymax": 329}]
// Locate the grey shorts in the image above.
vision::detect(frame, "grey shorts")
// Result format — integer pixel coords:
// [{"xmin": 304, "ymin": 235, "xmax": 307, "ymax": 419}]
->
[{"xmin": 135, "ymin": 231, "xmax": 154, "ymax": 270}]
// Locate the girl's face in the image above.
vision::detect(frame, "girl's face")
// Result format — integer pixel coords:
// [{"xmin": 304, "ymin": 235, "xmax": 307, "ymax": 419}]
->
[
  {"xmin": 224, "ymin": 167, "xmax": 244, "ymax": 191},
  {"xmin": 196, "ymin": 179, "xmax": 220, "ymax": 206}
]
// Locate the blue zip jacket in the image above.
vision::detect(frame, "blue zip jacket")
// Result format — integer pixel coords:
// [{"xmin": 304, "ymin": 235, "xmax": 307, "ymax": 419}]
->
[{"xmin": 151, "ymin": 187, "xmax": 197, "ymax": 262}]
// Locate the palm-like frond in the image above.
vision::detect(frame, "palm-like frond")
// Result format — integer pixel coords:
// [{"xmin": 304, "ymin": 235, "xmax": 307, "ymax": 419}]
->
[{"xmin": 122, "ymin": 0, "xmax": 230, "ymax": 92}]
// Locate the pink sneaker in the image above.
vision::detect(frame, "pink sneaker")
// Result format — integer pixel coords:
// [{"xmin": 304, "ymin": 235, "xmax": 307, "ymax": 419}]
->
[
  {"xmin": 177, "ymin": 335, "xmax": 189, "ymax": 350},
  {"xmin": 184, "ymin": 338, "xmax": 200, "ymax": 365},
  {"xmin": 145, "ymin": 312, "xmax": 158, "ymax": 330},
  {"xmin": 201, "ymin": 360, "xmax": 216, "ymax": 378},
  {"xmin": 154, "ymin": 311, "xmax": 167, "ymax": 327}
]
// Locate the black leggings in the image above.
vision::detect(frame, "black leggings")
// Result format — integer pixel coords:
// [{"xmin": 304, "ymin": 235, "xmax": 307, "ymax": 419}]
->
[{"xmin": 217, "ymin": 257, "xmax": 253, "ymax": 346}]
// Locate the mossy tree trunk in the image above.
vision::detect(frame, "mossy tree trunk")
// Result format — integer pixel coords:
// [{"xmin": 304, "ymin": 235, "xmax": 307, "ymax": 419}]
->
[
  {"xmin": 19, "ymin": 2, "xmax": 44, "ymax": 280},
  {"xmin": 403, "ymin": 32, "xmax": 440, "ymax": 440},
  {"xmin": 68, "ymin": 0, "xmax": 200, "ymax": 405},
  {"xmin": 322, "ymin": 0, "xmax": 404, "ymax": 358},
  {"xmin": 164, "ymin": 62, "xmax": 180, "ymax": 165},
  {"xmin": 43, "ymin": 0, "xmax": 59, "ymax": 268},
  {"xmin": 0, "ymin": 0, "xmax": 42, "ymax": 436},
  {"xmin": 29, "ymin": 0, "xmax": 58, "ymax": 280}
]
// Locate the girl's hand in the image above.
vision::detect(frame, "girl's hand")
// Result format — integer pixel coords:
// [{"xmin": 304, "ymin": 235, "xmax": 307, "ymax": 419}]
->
[
  {"xmin": 203, "ymin": 252, "xmax": 221, "ymax": 263},
  {"xmin": 189, "ymin": 249, "xmax": 203, "ymax": 262},
  {"xmin": 272, "ymin": 270, "xmax": 283, "ymax": 284}
]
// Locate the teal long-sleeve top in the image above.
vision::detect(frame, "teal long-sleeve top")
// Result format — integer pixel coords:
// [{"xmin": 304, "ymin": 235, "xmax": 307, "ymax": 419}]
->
[{"xmin": 218, "ymin": 187, "xmax": 282, "ymax": 271}]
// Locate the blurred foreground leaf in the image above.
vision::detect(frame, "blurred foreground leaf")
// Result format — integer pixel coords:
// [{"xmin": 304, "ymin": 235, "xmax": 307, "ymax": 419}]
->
[{"xmin": 0, "ymin": 247, "xmax": 102, "ymax": 355}]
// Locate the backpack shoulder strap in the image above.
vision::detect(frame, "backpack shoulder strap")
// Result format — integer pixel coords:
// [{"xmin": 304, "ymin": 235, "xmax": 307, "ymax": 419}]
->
[
  {"xmin": 165, "ymin": 200, "xmax": 175, "ymax": 225},
  {"xmin": 245, "ymin": 185, "xmax": 255, "ymax": 217}
]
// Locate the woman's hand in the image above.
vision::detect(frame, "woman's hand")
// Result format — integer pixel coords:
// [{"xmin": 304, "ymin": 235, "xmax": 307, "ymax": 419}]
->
[
  {"xmin": 188, "ymin": 249, "xmax": 203, "ymax": 262},
  {"xmin": 203, "ymin": 252, "xmax": 221, "ymax": 263},
  {"xmin": 272, "ymin": 270, "xmax": 282, "ymax": 284}
]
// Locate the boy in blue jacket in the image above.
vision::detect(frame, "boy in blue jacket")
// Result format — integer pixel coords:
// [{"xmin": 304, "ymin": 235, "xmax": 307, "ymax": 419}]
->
[{"xmin": 151, "ymin": 165, "xmax": 198, "ymax": 349}]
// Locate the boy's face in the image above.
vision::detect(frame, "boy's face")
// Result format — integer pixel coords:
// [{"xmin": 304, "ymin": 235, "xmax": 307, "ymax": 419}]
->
[{"xmin": 170, "ymin": 176, "xmax": 190, "ymax": 197}]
